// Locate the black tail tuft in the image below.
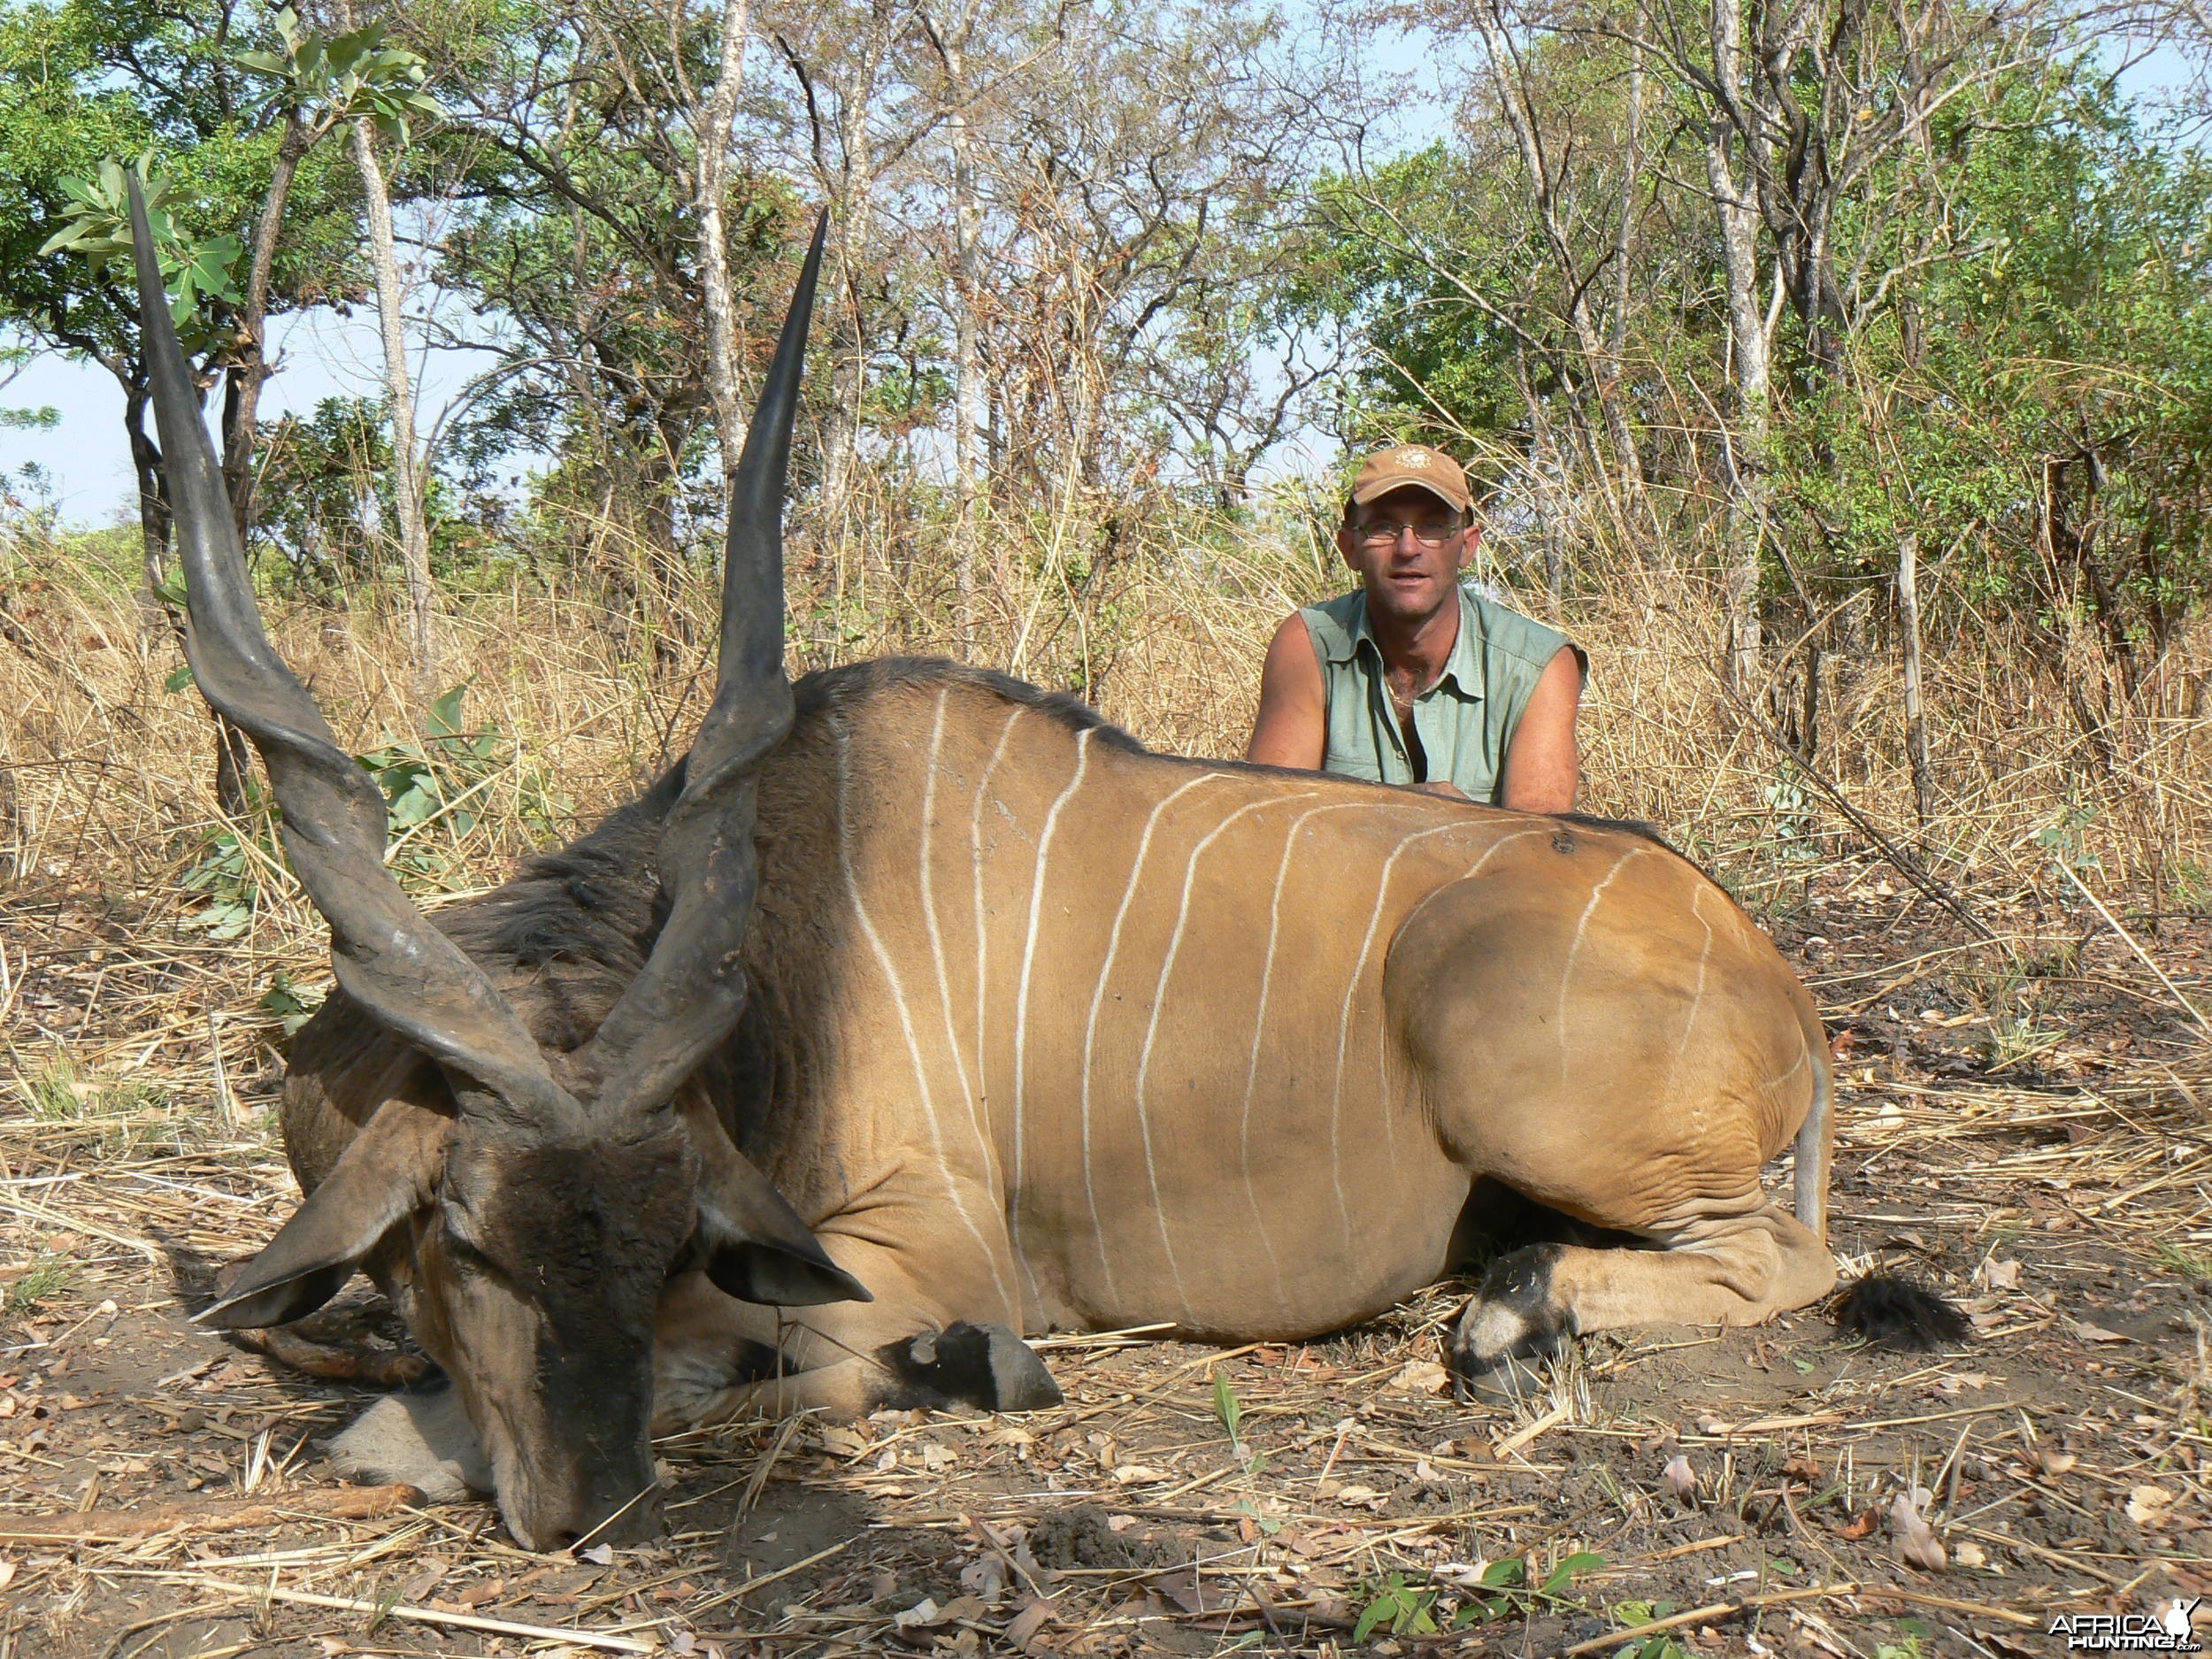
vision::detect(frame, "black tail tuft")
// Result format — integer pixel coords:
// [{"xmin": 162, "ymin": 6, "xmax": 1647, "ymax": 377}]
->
[{"xmin": 1834, "ymin": 1274, "xmax": 1971, "ymax": 1348}]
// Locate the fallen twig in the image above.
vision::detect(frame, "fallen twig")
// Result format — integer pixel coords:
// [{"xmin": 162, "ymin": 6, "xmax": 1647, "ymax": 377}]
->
[
  {"xmin": 0, "ymin": 1484, "xmax": 422, "ymax": 1540},
  {"xmin": 1561, "ymin": 1582, "xmax": 1858, "ymax": 1655},
  {"xmin": 173, "ymin": 1580, "xmax": 660, "ymax": 1654}
]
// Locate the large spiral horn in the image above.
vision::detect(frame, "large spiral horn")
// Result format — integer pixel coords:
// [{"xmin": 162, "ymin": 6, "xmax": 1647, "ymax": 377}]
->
[
  {"xmin": 573, "ymin": 211, "xmax": 828, "ymax": 1120},
  {"xmin": 128, "ymin": 175, "xmax": 572, "ymax": 1128}
]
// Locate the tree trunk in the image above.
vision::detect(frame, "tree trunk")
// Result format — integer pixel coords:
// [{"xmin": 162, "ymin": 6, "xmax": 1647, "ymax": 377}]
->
[
  {"xmin": 1897, "ymin": 527, "xmax": 1932, "ymax": 833},
  {"xmin": 220, "ymin": 115, "xmax": 313, "ymax": 541},
  {"xmin": 818, "ymin": 159, "xmax": 876, "ymax": 557},
  {"xmin": 1609, "ymin": 50, "xmax": 1653, "ymax": 547},
  {"xmin": 944, "ymin": 30, "xmax": 987, "ymax": 658},
  {"xmin": 695, "ymin": 0, "xmax": 753, "ymax": 476},
  {"xmin": 1702, "ymin": 0, "xmax": 1770, "ymax": 699},
  {"xmin": 1471, "ymin": 1, "xmax": 1647, "ymax": 544},
  {"xmin": 352, "ymin": 119, "xmax": 437, "ymax": 710},
  {"xmin": 122, "ymin": 375, "xmax": 173, "ymax": 626},
  {"xmin": 123, "ymin": 372, "xmax": 254, "ymax": 815}
]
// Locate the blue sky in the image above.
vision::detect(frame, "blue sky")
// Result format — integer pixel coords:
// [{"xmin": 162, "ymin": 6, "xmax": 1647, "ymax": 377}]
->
[{"xmin": 2, "ymin": 21, "xmax": 2197, "ymax": 527}]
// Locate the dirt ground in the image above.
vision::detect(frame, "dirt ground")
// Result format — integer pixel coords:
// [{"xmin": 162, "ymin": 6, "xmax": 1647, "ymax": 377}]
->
[{"xmin": 4, "ymin": 869, "xmax": 2210, "ymax": 1658}]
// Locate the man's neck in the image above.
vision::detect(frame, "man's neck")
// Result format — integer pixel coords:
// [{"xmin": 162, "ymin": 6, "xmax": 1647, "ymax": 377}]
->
[{"xmin": 1367, "ymin": 585, "xmax": 1463, "ymax": 698}]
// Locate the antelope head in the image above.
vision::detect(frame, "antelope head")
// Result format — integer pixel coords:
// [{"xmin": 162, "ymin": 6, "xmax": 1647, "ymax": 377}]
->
[{"xmin": 131, "ymin": 184, "xmax": 864, "ymax": 1549}]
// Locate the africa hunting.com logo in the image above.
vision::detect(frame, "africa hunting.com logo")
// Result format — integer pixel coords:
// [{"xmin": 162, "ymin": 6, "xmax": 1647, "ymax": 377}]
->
[{"xmin": 2049, "ymin": 1600, "xmax": 2203, "ymax": 1652}]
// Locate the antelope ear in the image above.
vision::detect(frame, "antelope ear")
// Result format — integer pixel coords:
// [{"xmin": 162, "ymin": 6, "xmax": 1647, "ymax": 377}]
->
[
  {"xmin": 195, "ymin": 1108, "xmax": 436, "ymax": 1330},
  {"xmin": 684, "ymin": 1109, "xmax": 869, "ymax": 1308}
]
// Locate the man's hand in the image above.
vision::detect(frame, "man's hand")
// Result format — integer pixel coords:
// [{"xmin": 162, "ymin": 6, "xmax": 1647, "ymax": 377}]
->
[
  {"xmin": 1500, "ymin": 647, "xmax": 1582, "ymax": 812},
  {"xmin": 1245, "ymin": 614, "xmax": 1327, "ymax": 771}
]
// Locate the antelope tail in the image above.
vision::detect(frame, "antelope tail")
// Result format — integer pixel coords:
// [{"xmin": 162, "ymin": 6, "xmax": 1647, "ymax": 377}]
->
[{"xmin": 1793, "ymin": 1021, "xmax": 1832, "ymax": 1242}]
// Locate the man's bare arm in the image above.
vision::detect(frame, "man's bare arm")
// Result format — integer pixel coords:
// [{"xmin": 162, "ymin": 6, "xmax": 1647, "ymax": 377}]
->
[
  {"xmin": 1501, "ymin": 646, "xmax": 1582, "ymax": 812},
  {"xmin": 1245, "ymin": 614, "xmax": 1328, "ymax": 770}
]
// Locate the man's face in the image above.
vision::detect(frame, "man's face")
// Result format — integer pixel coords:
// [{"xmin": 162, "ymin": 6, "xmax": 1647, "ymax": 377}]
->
[{"xmin": 1337, "ymin": 485, "xmax": 1479, "ymax": 626}]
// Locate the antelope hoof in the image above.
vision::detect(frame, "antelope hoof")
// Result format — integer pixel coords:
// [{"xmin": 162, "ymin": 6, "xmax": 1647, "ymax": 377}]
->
[
  {"xmin": 1449, "ymin": 1244, "xmax": 1576, "ymax": 1386},
  {"xmin": 875, "ymin": 1321, "xmax": 1064, "ymax": 1413}
]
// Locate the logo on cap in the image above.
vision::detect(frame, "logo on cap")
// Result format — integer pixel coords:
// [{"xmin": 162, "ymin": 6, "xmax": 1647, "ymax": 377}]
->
[{"xmin": 1394, "ymin": 448, "xmax": 1432, "ymax": 469}]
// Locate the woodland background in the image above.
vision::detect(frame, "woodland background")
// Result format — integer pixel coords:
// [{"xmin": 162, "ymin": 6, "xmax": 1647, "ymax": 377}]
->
[{"xmin": 2, "ymin": 0, "xmax": 2210, "ymax": 931}]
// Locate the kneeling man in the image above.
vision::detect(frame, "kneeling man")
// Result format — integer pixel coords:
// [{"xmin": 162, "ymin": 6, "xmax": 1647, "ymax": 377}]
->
[{"xmin": 1246, "ymin": 444, "xmax": 1584, "ymax": 810}]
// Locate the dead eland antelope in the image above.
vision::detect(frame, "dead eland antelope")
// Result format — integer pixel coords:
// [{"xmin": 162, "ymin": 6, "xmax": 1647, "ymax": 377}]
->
[{"xmin": 141, "ymin": 193, "xmax": 1914, "ymax": 1554}]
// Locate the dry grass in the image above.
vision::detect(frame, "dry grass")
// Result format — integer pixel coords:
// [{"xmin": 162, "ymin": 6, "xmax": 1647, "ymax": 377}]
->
[{"xmin": 7, "ymin": 508, "xmax": 2207, "ymax": 946}]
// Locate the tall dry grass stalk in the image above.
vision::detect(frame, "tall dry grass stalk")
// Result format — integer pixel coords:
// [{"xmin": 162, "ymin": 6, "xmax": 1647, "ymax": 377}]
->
[{"xmin": 4, "ymin": 504, "xmax": 2207, "ymax": 1038}]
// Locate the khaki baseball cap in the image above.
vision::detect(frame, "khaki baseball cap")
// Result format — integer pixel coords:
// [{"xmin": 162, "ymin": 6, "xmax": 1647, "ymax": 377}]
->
[{"xmin": 1348, "ymin": 443, "xmax": 1471, "ymax": 515}]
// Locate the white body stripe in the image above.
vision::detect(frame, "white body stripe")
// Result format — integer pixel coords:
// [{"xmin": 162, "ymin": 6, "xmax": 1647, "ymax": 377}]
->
[
  {"xmin": 1238, "ymin": 801, "xmax": 1371, "ymax": 1319},
  {"xmin": 1663, "ymin": 882, "xmax": 1716, "ymax": 1106},
  {"xmin": 1133, "ymin": 790, "xmax": 1319, "ymax": 1321},
  {"xmin": 917, "ymin": 692, "xmax": 1002, "ymax": 1203},
  {"xmin": 1557, "ymin": 846, "xmax": 1647, "ymax": 1085},
  {"xmin": 1010, "ymin": 727, "xmax": 1093, "ymax": 1276},
  {"xmin": 836, "ymin": 723, "xmax": 1014, "ymax": 1313},
  {"xmin": 1328, "ymin": 820, "xmax": 1486, "ymax": 1254},
  {"xmin": 1079, "ymin": 771, "xmax": 1230, "ymax": 1301},
  {"xmin": 969, "ymin": 708, "xmax": 1026, "ymax": 1301}
]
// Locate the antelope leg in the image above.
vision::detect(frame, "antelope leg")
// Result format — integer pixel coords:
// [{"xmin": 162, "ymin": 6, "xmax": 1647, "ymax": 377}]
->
[
  {"xmin": 1448, "ymin": 1201, "xmax": 1837, "ymax": 1375},
  {"xmin": 324, "ymin": 1381, "xmax": 491, "ymax": 1503},
  {"xmin": 652, "ymin": 1191, "xmax": 1043, "ymax": 1425}
]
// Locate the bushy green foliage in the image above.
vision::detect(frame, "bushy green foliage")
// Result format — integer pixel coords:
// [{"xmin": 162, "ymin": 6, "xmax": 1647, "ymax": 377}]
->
[
  {"xmin": 175, "ymin": 680, "xmax": 568, "ymax": 936},
  {"xmin": 0, "ymin": 0, "xmax": 360, "ymax": 373},
  {"xmin": 1288, "ymin": 27, "xmax": 2210, "ymax": 657},
  {"xmin": 1787, "ymin": 65, "xmax": 2212, "ymax": 653}
]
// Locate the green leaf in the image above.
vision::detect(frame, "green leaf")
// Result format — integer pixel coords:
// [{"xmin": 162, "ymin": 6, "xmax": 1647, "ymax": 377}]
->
[
  {"xmin": 1479, "ymin": 1557, "xmax": 1525, "ymax": 1588},
  {"xmin": 1212, "ymin": 1373, "xmax": 1242, "ymax": 1443},
  {"xmin": 426, "ymin": 681, "xmax": 470, "ymax": 739},
  {"xmin": 1353, "ymin": 1596, "xmax": 1394, "ymax": 1643},
  {"xmin": 164, "ymin": 663, "xmax": 196, "ymax": 694},
  {"xmin": 1540, "ymin": 1551, "xmax": 1605, "ymax": 1594}
]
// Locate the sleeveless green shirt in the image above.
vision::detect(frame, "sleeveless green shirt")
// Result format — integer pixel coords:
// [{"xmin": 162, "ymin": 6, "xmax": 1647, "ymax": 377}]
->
[{"xmin": 1297, "ymin": 586, "xmax": 1578, "ymax": 804}]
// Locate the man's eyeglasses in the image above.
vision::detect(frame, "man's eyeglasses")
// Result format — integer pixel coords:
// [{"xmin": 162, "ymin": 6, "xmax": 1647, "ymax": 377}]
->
[{"xmin": 1354, "ymin": 519, "xmax": 1463, "ymax": 548}]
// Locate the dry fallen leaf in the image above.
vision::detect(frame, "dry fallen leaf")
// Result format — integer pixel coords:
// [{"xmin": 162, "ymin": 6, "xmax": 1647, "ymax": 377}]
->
[
  {"xmin": 2037, "ymin": 1450, "xmax": 2079, "ymax": 1478},
  {"xmin": 2129, "ymin": 1486, "xmax": 2177, "ymax": 1525},
  {"xmin": 1834, "ymin": 1507, "xmax": 1880, "ymax": 1540},
  {"xmin": 1004, "ymin": 1595, "xmax": 1056, "ymax": 1647},
  {"xmin": 1953, "ymin": 1541, "xmax": 1987, "ymax": 1568},
  {"xmin": 1984, "ymin": 1259, "xmax": 2020, "ymax": 1291},
  {"xmin": 960, "ymin": 1555, "xmax": 1009, "ymax": 1601},
  {"xmin": 1390, "ymin": 1360, "xmax": 1450, "ymax": 1395},
  {"xmin": 1662, "ymin": 1455, "xmax": 1698, "ymax": 1500},
  {"xmin": 893, "ymin": 1597, "xmax": 943, "ymax": 1632},
  {"xmin": 1110, "ymin": 1464, "xmax": 1166, "ymax": 1485},
  {"xmin": 1153, "ymin": 1568, "xmax": 1226, "ymax": 1615},
  {"xmin": 1888, "ymin": 1488, "xmax": 1947, "ymax": 1571},
  {"xmin": 2075, "ymin": 1321, "xmax": 2131, "ymax": 1344}
]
